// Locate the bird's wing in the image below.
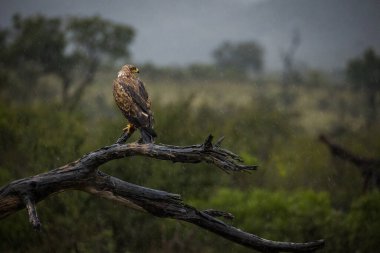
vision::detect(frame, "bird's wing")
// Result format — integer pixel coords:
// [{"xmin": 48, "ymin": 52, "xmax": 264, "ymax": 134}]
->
[
  {"xmin": 137, "ymin": 79, "xmax": 149, "ymax": 101},
  {"xmin": 120, "ymin": 79, "xmax": 151, "ymax": 115}
]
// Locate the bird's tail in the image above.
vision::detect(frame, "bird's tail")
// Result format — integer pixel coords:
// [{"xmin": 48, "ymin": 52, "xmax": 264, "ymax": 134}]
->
[{"xmin": 140, "ymin": 127, "xmax": 157, "ymax": 143}]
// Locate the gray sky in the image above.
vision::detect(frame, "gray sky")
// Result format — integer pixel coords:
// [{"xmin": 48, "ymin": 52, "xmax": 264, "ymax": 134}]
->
[{"xmin": 1, "ymin": 0, "xmax": 379, "ymax": 70}]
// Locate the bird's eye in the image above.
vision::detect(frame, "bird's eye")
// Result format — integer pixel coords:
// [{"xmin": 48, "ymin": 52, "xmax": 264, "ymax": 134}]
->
[{"xmin": 130, "ymin": 66, "xmax": 139, "ymax": 73}]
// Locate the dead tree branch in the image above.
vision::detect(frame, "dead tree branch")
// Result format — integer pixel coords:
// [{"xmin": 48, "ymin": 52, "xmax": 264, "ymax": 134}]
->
[
  {"xmin": 0, "ymin": 135, "xmax": 324, "ymax": 252},
  {"xmin": 319, "ymin": 134, "xmax": 380, "ymax": 191}
]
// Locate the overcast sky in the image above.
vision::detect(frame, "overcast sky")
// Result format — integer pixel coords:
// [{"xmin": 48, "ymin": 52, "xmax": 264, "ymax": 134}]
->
[{"xmin": 1, "ymin": 0, "xmax": 379, "ymax": 71}]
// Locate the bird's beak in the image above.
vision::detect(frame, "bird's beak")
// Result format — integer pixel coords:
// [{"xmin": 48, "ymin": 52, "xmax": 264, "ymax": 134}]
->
[{"xmin": 134, "ymin": 68, "xmax": 140, "ymax": 73}]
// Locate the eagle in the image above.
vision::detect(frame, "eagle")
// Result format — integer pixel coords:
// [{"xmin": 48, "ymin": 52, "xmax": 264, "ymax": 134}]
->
[{"xmin": 113, "ymin": 64, "xmax": 157, "ymax": 143}]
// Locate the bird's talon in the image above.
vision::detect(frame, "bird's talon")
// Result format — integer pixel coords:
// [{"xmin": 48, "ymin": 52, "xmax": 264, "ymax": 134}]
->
[{"xmin": 123, "ymin": 124, "xmax": 135, "ymax": 133}]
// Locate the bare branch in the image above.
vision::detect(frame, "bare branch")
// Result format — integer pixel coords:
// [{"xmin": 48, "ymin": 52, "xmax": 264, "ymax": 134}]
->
[
  {"xmin": 319, "ymin": 135, "xmax": 380, "ymax": 168},
  {"xmin": 214, "ymin": 136, "xmax": 225, "ymax": 148},
  {"xmin": 23, "ymin": 195, "xmax": 41, "ymax": 230},
  {"xmin": 319, "ymin": 134, "xmax": 380, "ymax": 191},
  {"xmin": 59, "ymin": 137, "xmax": 256, "ymax": 174},
  {"xmin": 116, "ymin": 130, "xmax": 134, "ymax": 144},
  {"xmin": 0, "ymin": 137, "xmax": 324, "ymax": 252},
  {"xmin": 203, "ymin": 209, "xmax": 234, "ymax": 220}
]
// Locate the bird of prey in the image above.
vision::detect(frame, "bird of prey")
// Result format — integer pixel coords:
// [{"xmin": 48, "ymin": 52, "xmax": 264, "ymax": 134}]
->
[{"xmin": 113, "ymin": 64, "xmax": 157, "ymax": 143}]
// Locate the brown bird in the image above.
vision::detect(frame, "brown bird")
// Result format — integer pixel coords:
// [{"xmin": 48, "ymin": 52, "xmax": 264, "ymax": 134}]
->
[{"xmin": 113, "ymin": 64, "xmax": 157, "ymax": 143}]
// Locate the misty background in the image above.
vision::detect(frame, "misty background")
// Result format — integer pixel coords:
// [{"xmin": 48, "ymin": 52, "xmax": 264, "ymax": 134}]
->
[{"xmin": 1, "ymin": 0, "xmax": 379, "ymax": 70}]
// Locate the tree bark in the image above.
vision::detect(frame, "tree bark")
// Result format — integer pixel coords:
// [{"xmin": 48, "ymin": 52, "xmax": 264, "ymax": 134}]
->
[{"xmin": 0, "ymin": 135, "xmax": 325, "ymax": 252}]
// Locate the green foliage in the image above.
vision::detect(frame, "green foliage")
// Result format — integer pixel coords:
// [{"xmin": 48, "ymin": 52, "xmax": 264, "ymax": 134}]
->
[
  {"xmin": 194, "ymin": 189, "xmax": 331, "ymax": 243},
  {"xmin": 213, "ymin": 41, "xmax": 264, "ymax": 77},
  {"xmin": 190, "ymin": 189, "xmax": 380, "ymax": 253},
  {"xmin": 345, "ymin": 192, "xmax": 380, "ymax": 252}
]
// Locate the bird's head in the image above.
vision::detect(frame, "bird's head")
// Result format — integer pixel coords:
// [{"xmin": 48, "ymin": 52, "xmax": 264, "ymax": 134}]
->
[{"xmin": 118, "ymin": 64, "xmax": 140, "ymax": 78}]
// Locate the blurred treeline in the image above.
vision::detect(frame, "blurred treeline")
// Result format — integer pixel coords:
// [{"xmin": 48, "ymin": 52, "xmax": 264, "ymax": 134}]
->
[{"xmin": 1, "ymin": 14, "xmax": 380, "ymax": 253}]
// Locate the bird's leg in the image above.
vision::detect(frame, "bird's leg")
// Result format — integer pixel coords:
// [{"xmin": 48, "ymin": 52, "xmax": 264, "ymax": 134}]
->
[
  {"xmin": 122, "ymin": 123, "xmax": 136, "ymax": 133},
  {"xmin": 116, "ymin": 123, "xmax": 136, "ymax": 144}
]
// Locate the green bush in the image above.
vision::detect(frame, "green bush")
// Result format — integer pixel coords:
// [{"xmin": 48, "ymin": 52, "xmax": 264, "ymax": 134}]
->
[
  {"xmin": 191, "ymin": 189, "xmax": 380, "ymax": 253},
  {"xmin": 345, "ymin": 192, "xmax": 380, "ymax": 252}
]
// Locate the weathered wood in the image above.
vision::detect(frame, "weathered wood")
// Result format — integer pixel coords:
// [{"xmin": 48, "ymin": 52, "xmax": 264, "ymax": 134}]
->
[
  {"xmin": 0, "ymin": 136, "xmax": 325, "ymax": 252},
  {"xmin": 23, "ymin": 195, "xmax": 41, "ymax": 230}
]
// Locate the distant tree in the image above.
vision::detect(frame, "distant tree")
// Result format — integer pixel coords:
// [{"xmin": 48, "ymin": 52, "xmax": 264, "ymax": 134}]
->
[
  {"xmin": 65, "ymin": 16, "xmax": 134, "ymax": 109},
  {"xmin": 280, "ymin": 29, "xmax": 301, "ymax": 106},
  {"xmin": 0, "ymin": 14, "xmax": 135, "ymax": 109},
  {"xmin": 281, "ymin": 30, "xmax": 301, "ymax": 85},
  {"xmin": 0, "ymin": 14, "xmax": 67, "ymax": 100},
  {"xmin": 346, "ymin": 48, "xmax": 380, "ymax": 126},
  {"xmin": 7, "ymin": 14, "xmax": 66, "ymax": 74},
  {"xmin": 213, "ymin": 41, "xmax": 263, "ymax": 78}
]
